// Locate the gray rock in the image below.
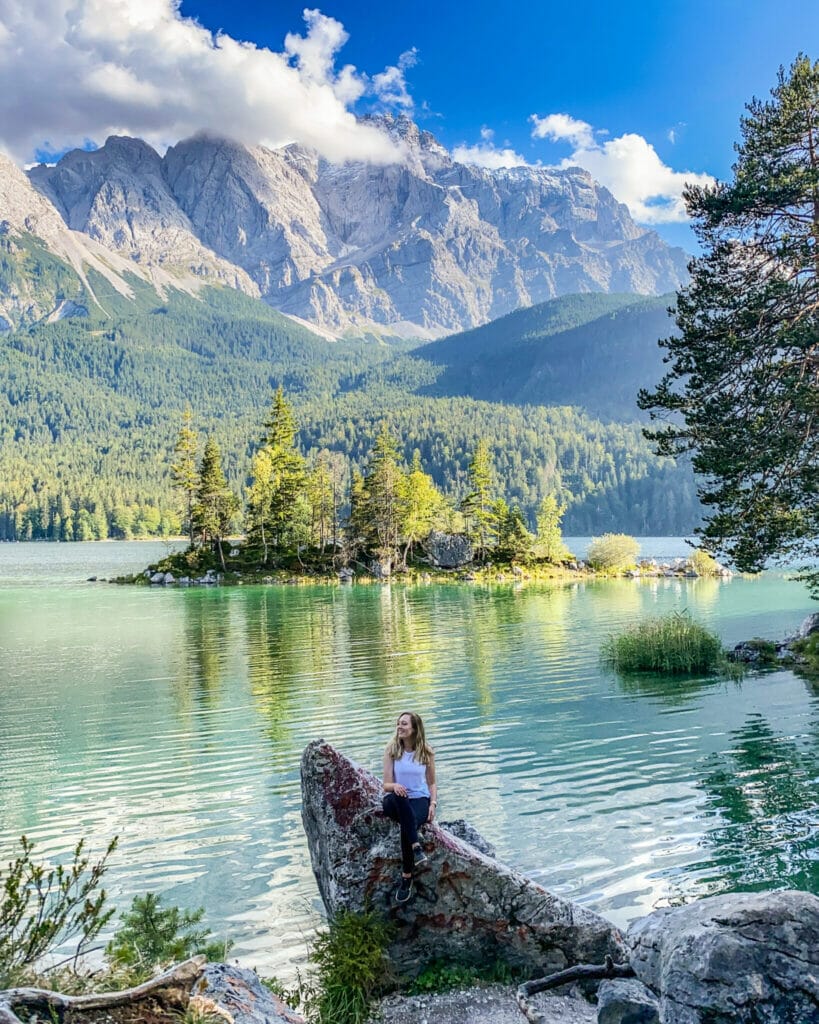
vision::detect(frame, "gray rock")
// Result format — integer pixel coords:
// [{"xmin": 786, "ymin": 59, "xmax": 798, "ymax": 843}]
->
[
  {"xmin": 438, "ymin": 818, "xmax": 496, "ymax": 858},
  {"xmin": 596, "ymin": 978, "xmax": 659, "ymax": 1024},
  {"xmin": 375, "ymin": 984, "xmax": 596, "ymax": 1024},
  {"xmin": 149, "ymin": 572, "xmax": 165, "ymax": 584},
  {"xmin": 300, "ymin": 740, "xmax": 626, "ymax": 978},
  {"xmin": 626, "ymin": 890, "xmax": 819, "ymax": 1023},
  {"xmin": 422, "ymin": 530, "xmax": 474, "ymax": 568},
  {"xmin": 196, "ymin": 962, "xmax": 303, "ymax": 1024},
  {"xmin": 792, "ymin": 611, "xmax": 819, "ymax": 641}
]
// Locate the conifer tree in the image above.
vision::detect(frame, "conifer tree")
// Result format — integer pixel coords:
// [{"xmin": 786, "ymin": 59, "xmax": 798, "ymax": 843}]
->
[
  {"xmin": 193, "ymin": 437, "xmax": 238, "ymax": 571},
  {"xmin": 359, "ymin": 424, "xmax": 404, "ymax": 573},
  {"xmin": 535, "ymin": 495, "xmax": 569, "ymax": 562},
  {"xmin": 461, "ymin": 439, "xmax": 498, "ymax": 560},
  {"xmin": 640, "ymin": 56, "xmax": 819, "ymax": 586},
  {"xmin": 246, "ymin": 387, "xmax": 308, "ymax": 560},
  {"xmin": 170, "ymin": 408, "xmax": 199, "ymax": 546}
]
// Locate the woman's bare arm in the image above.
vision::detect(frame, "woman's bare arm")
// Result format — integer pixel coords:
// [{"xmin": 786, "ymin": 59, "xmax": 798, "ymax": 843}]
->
[
  {"xmin": 426, "ymin": 755, "xmax": 437, "ymax": 821},
  {"xmin": 383, "ymin": 749, "xmax": 407, "ymax": 797}
]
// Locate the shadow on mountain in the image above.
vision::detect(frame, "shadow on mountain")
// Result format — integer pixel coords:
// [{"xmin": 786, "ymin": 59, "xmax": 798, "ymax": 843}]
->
[{"xmin": 411, "ymin": 292, "xmax": 677, "ymax": 422}]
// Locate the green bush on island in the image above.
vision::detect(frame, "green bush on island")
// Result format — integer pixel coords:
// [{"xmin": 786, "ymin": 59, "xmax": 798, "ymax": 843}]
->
[
  {"xmin": 586, "ymin": 533, "xmax": 640, "ymax": 572},
  {"xmin": 601, "ymin": 611, "xmax": 726, "ymax": 674},
  {"xmin": 791, "ymin": 632, "xmax": 819, "ymax": 678},
  {"xmin": 689, "ymin": 548, "xmax": 721, "ymax": 576}
]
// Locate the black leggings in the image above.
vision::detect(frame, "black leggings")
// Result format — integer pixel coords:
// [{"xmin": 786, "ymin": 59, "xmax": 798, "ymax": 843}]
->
[{"xmin": 382, "ymin": 794, "xmax": 430, "ymax": 874}]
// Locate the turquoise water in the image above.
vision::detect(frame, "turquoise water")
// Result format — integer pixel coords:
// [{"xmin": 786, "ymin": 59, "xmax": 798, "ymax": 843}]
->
[{"xmin": 0, "ymin": 542, "xmax": 816, "ymax": 977}]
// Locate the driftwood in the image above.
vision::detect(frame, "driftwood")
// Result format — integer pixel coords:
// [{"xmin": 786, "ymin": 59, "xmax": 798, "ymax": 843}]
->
[
  {"xmin": 516, "ymin": 955, "xmax": 635, "ymax": 1024},
  {"xmin": 0, "ymin": 956, "xmax": 205, "ymax": 1024}
]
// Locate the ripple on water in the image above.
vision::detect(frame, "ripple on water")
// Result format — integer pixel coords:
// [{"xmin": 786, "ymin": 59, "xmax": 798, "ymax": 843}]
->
[{"xmin": 1, "ymin": 569, "xmax": 817, "ymax": 978}]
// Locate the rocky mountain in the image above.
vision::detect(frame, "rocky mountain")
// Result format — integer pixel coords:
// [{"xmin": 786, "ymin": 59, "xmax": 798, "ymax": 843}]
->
[
  {"xmin": 25, "ymin": 115, "xmax": 689, "ymax": 338},
  {"xmin": 0, "ymin": 148, "xmax": 258, "ymax": 332}
]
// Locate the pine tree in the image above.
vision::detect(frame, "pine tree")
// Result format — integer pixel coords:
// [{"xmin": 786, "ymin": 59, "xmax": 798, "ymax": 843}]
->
[
  {"xmin": 535, "ymin": 495, "xmax": 569, "ymax": 562},
  {"xmin": 246, "ymin": 388, "xmax": 308, "ymax": 560},
  {"xmin": 359, "ymin": 424, "xmax": 405, "ymax": 574},
  {"xmin": 170, "ymin": 408, "xmax": 199, "ymax": 546},
  {"xmin": 461, "ymin": 439, "xmax": 498, "ymax": 560},
  {"xmin": 193, "ymin": 437, "xmax": 238, "ymax": 571},
  {"xmin": 640, "ymin": 56, "xmax": 819, "ymax": 587}
]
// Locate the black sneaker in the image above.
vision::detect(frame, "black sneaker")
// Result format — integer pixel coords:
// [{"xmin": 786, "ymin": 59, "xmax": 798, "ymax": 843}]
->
[
  {"xmin": 413, "ymin": 844, "xmax": 429, "ymax": 867},
  {"xmin": 395, "ymin": 877, "xmax": 413, "ymax": 904}
]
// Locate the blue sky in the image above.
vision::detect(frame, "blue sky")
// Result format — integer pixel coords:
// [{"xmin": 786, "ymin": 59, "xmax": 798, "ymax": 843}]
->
[{"xmin": 2, "ymin": 0, "xmax": 816, "ymax": 249}]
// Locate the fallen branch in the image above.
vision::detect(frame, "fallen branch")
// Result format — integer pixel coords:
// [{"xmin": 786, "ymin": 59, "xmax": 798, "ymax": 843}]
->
[
  {"xmin": 0, "ymin": 956, "xmax": 205, "ymax": 1024},
  {"xmin": 516, "ymin": 955, "xmax": 634, "ymax": 1023}
]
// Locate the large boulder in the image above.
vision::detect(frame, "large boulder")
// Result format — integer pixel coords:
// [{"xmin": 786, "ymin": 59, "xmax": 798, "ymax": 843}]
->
[
  {"xmin": 422, "ymin": 531, "xmax": 474, "ymax": 569},
  {"xmin": 626, "ymin": 890, "xmax": 819, "ymax": 1023},
  {"xmin": 300, "ymin": 740, "xmax": 625, "ymax": 977}
]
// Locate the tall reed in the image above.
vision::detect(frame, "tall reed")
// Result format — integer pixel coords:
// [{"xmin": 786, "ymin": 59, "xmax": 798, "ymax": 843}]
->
[{"xmin": 601, "ymin": 611, "xmax": 724, "ymax": 674}]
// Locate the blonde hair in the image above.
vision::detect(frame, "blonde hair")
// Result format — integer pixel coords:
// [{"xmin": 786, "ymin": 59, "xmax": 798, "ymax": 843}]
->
[{"xmin": 387, "ymin": 710, "xmax": 433, "ymax": 765}]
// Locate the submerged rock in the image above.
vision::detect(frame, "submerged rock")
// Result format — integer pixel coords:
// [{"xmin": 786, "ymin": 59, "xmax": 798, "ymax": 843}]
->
[
  {"xmin": 300, "ymin": 740, "xmax": 625, "ymax": 978},
  {"xmin": 626, "ymin": 890, "xmax": 819, "ymax": 1023}
]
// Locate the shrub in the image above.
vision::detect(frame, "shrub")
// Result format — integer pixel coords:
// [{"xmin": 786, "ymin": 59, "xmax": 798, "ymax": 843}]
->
[
  {"xmin": 0, "ymin": 835, "xmax": 117, "ymax": 988},
  {"xmin": 690, "ymin": 548, "xmax": 721, "ymax": 576},
  {"xmin": 586, "ymin": 533, "xmax": 640, "ymax": 572},
  {"xmin": 107, "ymin": 893, "xmax": 230, "ymax": 979},
  {"xmin": 601, "ymin": 611, "xmax": 725, "ymax": 674},
  {"xmin": 791, "ymin": 632, "xmax": 819, "ymax": 678},
  {"xmin": 408, "ymin": 958, "xmax": 517, "ymax": 994},
  {"xmin": 305, "ymin": 909, "xmax": 395, "ymax": 1024}
]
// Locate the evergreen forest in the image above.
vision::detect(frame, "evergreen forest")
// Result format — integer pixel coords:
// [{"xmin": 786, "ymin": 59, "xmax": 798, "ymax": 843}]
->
[{"xmin": 0, "ymin": 277, "xmax": 700, "ymax": 542}]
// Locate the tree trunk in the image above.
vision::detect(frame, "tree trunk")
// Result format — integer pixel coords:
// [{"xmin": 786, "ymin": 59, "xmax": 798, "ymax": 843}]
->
[{"xmin": 0, "ymin": 957, "xmax": 204, "ymax": 1024}]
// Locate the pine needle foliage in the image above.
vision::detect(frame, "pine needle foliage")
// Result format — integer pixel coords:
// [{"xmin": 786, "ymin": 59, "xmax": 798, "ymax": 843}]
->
[
  {"xmin": 601, "ymin": 611, "xmax": 725, "ymax": 674},
  {"xmin": 106, "ymin": 893, "xmax": 230, "ymax": 979},
  {"xmin": 0, "ymin": 835, "xmax": 117, "ymax": 988}
]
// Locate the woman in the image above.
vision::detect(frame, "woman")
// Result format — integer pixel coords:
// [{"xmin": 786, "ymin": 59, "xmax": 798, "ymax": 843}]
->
[{"xmin": 382, "ymin": 710, "xmax": 437, "ymax": 904}]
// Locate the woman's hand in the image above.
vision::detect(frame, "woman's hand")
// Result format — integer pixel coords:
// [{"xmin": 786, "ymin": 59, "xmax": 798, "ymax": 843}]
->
[
  {"xmin": 427, "ymin": 802, "xmax": 436, "ymax": 823},
  {"xmin": 392, "ymin": 783, "xmax": 408, "ymax": 798}
]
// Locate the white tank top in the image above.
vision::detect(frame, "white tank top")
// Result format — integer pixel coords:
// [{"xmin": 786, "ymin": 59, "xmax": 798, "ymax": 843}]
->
[{"xmin": 393, "ymin": 749, "xmax": 430, "ymax": 798}]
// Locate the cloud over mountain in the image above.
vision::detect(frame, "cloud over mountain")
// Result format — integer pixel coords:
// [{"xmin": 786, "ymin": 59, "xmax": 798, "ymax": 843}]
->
[
  {"xmin": 531, "ymin": 111, "xmax": 713, "ymax": 223},
  {"xmin": 0, "ymin": 0, "xmax": 404, "ymax": 164}
]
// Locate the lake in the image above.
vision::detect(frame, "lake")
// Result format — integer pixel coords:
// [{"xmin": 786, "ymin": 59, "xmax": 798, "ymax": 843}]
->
[{"xmin": 0, "ymin": 541, "xmax": 816, "ymax": 979}]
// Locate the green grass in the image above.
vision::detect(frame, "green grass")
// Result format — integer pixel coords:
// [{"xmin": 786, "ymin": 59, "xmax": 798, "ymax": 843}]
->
[
  {"xmin": 304, "ymin": 909, "xmax": 395, "ymax": 1024},
  {"xmin": 407, "ymin": 959, "xmax": 519, "ymax": 995},
  {"xmin": 601, "ymin": 611, "xmax": 726, "ymax": 674}
]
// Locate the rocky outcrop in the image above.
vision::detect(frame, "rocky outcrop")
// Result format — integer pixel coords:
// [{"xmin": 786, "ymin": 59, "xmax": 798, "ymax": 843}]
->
[
  {"xmin": 300, "ymin": 740, "xmax": 626, "ymax": 978},
  {"xmin": 196, "ymin": 963, "xmax": 303, "ymax": 1024},
  {"xmin": 27, "ymin": 116, "xmax": 688, "ymax": 337},
  {"xmin": 596, "ymin": 978, "xmax": 659, "ymax": 1024},
  {"xmin": 422, "ymin": 531, "xmax": 474, "ymax": 569},
  {"xmin": 625, "ymin": 890, "xmax": 819, "ymax": 1023}
]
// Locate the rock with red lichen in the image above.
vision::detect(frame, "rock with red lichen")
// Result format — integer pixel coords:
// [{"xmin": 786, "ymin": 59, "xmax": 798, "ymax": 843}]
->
[{"xmin": 300, "ymin": 739, "xmax": 626, "ymax": 978}]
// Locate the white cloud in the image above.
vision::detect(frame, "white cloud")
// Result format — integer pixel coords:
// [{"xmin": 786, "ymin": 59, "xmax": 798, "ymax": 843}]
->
[
  {"xmin": 0, "ymin": 0, "xmax": 410, "ymax": 165},
  {"xmin": 530, "ymin": 113, "xmax": 595, "ymax": 150},
  {"xmin": 452, "ymin": 142, "xmax": 529, "ymax": 170},
  {"xmin": 452, "ymin": 126, "xmax": 529, "ymax": 170},
  {"xmin": 373, "ymin": 48, "xmax": 418, "ymax": 109},
  {"xmin": 530, "ymin": 112, "xmax": 712, "ymax": 223}
]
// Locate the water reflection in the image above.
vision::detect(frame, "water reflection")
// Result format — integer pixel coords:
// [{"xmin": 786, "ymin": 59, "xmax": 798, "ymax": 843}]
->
[
  {"xmin": 689, "ymin": 711, "xmax": 819, "ymax": 895},
  {"xmin": 1, "ymin": 571, "xmax": 817, "ymax": 980}
]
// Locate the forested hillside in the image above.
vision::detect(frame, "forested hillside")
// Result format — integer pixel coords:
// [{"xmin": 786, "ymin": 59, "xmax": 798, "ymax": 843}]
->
[
  {"xmin": 410, "ymin": 293, "xmax": 677, "ymax": 420},
  {"xmin": 0, "ymin": 287, "xmax": 700, "ymax": 540}
]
